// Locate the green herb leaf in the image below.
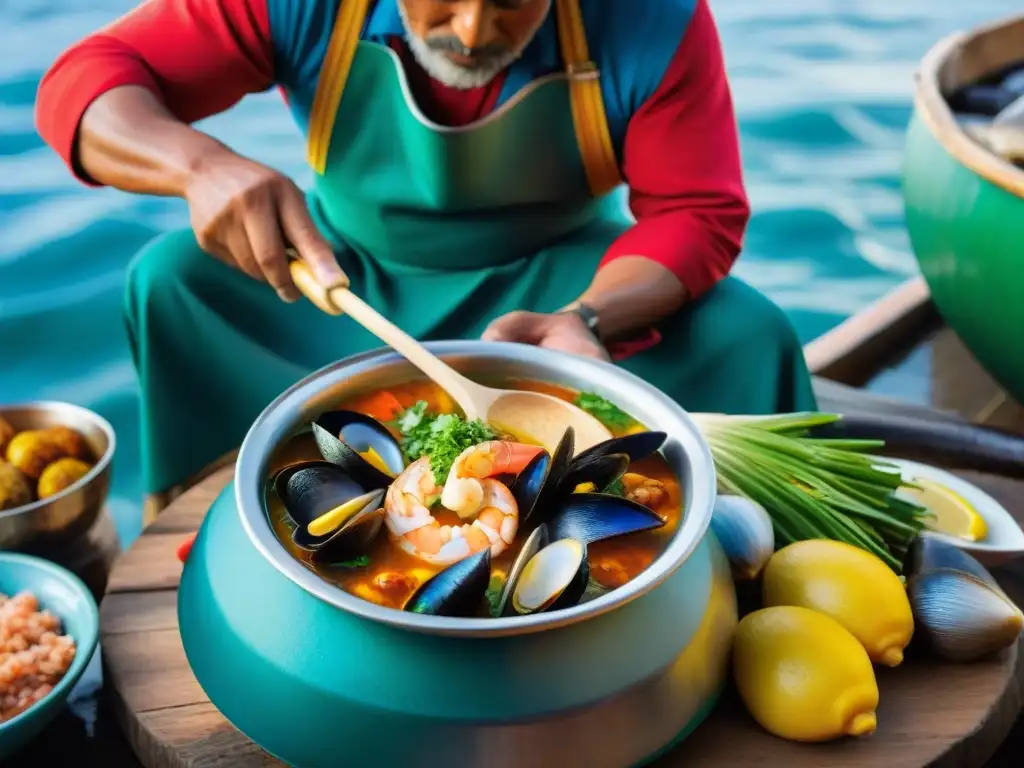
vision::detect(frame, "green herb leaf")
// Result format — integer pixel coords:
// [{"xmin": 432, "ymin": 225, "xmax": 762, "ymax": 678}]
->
[
  {"xmin": 574, "ymin": 392, "xmax": 635, "ymax": 429},
  {"xmin": 604, "ymin": 477, "xmax": 626, "ymax": 497},
  {"xmin": 392, "ymin": 401, "xmax": 497, "ymax": 481},
  {"xmin": 334, "ymin": 555, "xmax": 370, "ymax": 569},
  {"xmin": 485, "ymin": 574, "xmax": 506, "ymax": 618}
]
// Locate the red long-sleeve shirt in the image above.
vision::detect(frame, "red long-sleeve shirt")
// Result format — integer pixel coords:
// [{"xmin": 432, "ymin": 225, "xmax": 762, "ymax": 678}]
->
[{"xmin": 35, "ymin": 0, "xmax": 749, "ymax": 299}]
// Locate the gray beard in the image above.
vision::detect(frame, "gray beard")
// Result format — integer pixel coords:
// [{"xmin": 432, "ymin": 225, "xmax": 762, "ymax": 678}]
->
[{"xmin": 397, "ymin": 2, "xmax": 522, "ymax": 89}]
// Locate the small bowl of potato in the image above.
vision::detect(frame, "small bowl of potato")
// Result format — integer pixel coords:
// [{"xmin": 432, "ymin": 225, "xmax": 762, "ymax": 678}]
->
[{"xmin": 0, "ymin": 402, "xmax": 115, "ymax": 551}]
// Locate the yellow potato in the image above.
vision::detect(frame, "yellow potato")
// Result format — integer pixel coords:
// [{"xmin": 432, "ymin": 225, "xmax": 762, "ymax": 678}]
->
[
  {"xmin": 42, "ymin": 426, "xmax": 93, "ymax": 462},
  {"xmin": 0, "ymin": 417, "xmax": 15, "ymax": 456},
  {"xmin": 37, "ymin": 458, "xmax": 94, "ymax": 499},
  {"xmin": 6, "ymin": 431, "xmax": 66, "ymax": 480},
  {"xmin": 0, "ymin": 461, "xmax": 33, "ymax": 511}
]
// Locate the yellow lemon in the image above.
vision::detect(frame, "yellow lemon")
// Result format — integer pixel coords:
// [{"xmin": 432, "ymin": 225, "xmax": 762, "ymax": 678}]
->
[
  {"xmin": 733, "ymin": 606, "xmax": 879, "ymax": 742},
  {"xmin": 901, "ymin": 476, "xmax": 987, "ymax": 542},
  {"xmin": 763, "ymin": 539, "xmax": 914, "ymax": 667}
]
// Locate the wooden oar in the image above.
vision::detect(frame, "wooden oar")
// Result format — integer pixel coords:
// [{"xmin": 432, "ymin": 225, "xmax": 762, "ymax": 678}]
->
[{"xmin": 288, "ymin": 257, "xmax": 612, "ymax": 454}]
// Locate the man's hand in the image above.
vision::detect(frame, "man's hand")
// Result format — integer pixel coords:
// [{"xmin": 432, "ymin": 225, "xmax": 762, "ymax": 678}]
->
[
  {"xmin": 482, "ymin": 311, "xmax": 610, "ymax": 361},
  {"xmin": 184, "ymin": 148, "xmax": 345, "ymax": 302}
]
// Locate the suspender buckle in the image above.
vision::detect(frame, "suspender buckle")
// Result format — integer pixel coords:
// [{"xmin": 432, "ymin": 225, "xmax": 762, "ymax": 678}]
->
[{"xmin": 567, "ymin": 60, "xmax": 600, "ymax": 80}]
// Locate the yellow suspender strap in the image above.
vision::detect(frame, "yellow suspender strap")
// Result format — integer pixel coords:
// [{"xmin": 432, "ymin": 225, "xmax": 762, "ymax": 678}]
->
[
  {"xmin": 554, "ymin": 0, "xmax": 623, "ymax": 197},
  {"xmin": 307, "ymin": 0, "xmax": 372, "ymax": 175}
]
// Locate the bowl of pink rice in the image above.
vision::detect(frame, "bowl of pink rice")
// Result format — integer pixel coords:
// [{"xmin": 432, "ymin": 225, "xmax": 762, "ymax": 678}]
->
[{"xmin": 0, "ymin": 552, "xmax": 99, "ymax": 759}]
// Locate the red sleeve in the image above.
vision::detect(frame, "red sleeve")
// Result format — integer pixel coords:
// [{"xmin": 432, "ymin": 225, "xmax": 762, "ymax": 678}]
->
[
  {"xmin": 34, "ymin": 0, "xmax": 274, "ymax": 185},
  {"xmin": 601, "ymin": 0, "xmax": 750, "ymax": 299}
]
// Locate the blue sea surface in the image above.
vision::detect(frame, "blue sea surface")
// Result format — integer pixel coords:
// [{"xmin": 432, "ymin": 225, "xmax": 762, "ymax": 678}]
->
[{"xmin": 0, "ymin": 0, "xmax": 1020, "ymax": 547}]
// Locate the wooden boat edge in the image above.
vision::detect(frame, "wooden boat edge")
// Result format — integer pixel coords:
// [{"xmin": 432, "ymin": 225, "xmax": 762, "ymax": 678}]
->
[{"xmin": 913, "ymin": 15, "xmax": 1024, "ymax": 200}]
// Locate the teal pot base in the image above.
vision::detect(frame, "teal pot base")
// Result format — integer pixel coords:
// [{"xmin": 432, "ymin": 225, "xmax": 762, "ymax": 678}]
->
[{"xmin": 179, "ymin": 483, "xmax": 737, "ymax": 768}]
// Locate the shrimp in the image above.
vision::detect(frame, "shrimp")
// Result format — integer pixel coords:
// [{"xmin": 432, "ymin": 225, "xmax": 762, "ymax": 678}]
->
[
  {"xmin": 383, "ymin": 456, "xmax": 518, "ymax": 566},
  {"xmin": 440, "ymin": 440, "xmax": 543, "ymax": 518}
]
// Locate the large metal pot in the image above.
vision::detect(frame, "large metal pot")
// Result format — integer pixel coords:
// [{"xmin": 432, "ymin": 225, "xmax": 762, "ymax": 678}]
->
[{"xmin": 178, "ymin": 342, "xmax": 736, "ymax": 768}]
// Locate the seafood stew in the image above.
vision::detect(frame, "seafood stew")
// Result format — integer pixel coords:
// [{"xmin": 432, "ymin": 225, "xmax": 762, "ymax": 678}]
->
[{"xmin": 264, "ymin": 380, "xmax": 683, "ymax": 619}]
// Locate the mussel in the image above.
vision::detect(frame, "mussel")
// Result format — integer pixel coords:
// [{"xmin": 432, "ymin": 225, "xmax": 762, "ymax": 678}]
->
[
  {"xmin": 312, "ymin": 410, "xmax": 405, "ymax": 490},
  {"xmin": 559, "ymin": 452, "xmax": 630, "ymax": 495},
  {"xmin": 274, "ymin": 461, "xmax": 385, "ymax": 563},
  {"xmin": 512, "ymin": 538, "xmax": 589, "ymax": 615},
  {"xmin": 905, "ymin": 537, "xmax": 1024, "ymax": 662},
  {"xmin": 496, "ymin": 525, "xmax": 549, "ymax": 616},
  {"xmin": 512, "ymin": 427, "xmax": 576, "ymax": 528},
  {"xmin": 710, "ymin": 494, "xmax": 775, "ymax": 581},
  {"xmin": 405, "ymin": 549, "xmax": 492, "ymax": 617},
  {"xmin": 547, "ymin": 493, "xmax": 666, "ymax": 545},
  {"xmin": 571, "ymin": 431, "xmax": 667, "ymax": 467}
]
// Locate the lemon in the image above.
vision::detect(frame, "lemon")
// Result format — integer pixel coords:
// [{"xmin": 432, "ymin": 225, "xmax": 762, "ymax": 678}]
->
[
  {"xmin": 763, "ymin": 539, "xmax": 914, "ymax": 667},
  {"xmin": 901, "ymin": 476, "xmax": 987, "ymax": 542},
  {"xmin": 733, "ymin": 606, "xmax": 879, "ymax": 742}
]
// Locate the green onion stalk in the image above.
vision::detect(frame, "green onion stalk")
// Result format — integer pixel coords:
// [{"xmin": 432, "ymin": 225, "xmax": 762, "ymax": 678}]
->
[{"xmin": 691, "ymin": 412, "xmax": 929, "ymax": 572}]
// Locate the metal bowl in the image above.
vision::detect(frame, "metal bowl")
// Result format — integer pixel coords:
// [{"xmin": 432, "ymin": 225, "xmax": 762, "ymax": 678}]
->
[{"xmin": 0, "ymin": 402, "xmax": 115, "ymax": 551}]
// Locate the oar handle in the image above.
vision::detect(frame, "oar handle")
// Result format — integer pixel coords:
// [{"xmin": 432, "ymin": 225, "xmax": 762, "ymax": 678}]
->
[{"xmin": 288, "ymin": 257, "xmax": 487, "ymax": 420}]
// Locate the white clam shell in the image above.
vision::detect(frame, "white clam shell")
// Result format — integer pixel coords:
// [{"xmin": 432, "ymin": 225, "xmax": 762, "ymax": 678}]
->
[
  {"xmin": 709, "ymin": 494, "xmax": 775, "ymax": 581},
  {"xmin": 909, "ymin": 571, "xmax": 1024, "ymax": 662}
]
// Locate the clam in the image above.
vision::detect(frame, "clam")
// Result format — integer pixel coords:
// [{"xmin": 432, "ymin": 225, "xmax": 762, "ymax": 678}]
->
[
  {"xmin": 273, "ymin": 461, "xmax": 385, "ymax": 563},
  {"xmin": 512, "ymin": 538, "xmax": 589, "ymax": 615},
  {"xmin": 495, "ymin": 525, "xmax": 549, "ymax": 616},
  {"xmin": 905, "ymin": 537, "xmax": 1024, "ymax": 662},
  {"xmin": 405, "ymin": 549, "xmax": 492, "ymax": 617},
  {"xmin": 709, "ymin": 494, "xmax": 775, "ymax": 581},
  {"xmin": 547, "ymin": 493, "xmax": 666, "ymax": 545},
  {"xmin": 311, "ymin": 410, "xmax": 405, "ymax": 490},
  {"xmin": 571, "ymin": 431, "xmax": 667, "ymax": 467},
  {"xmin": 512, "ymin": 427, "xmax": 576, "ymax": 528}
]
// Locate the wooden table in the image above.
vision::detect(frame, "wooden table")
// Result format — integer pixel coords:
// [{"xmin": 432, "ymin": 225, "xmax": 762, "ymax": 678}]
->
[{"xmin": 100, "ymin": 466, "xmax": 1024, "ymax": 768}]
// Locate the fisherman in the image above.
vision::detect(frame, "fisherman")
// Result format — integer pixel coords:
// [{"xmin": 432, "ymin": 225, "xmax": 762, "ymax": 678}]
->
[{"xmin": 36, "ymin": 0, "xmax": 816, "ymax": 509}]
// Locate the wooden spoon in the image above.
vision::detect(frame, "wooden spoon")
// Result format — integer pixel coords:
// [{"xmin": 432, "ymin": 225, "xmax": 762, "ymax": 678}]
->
[{"xmin": 288, "ymin": 258, "xmax": 612, "ymax": 455}]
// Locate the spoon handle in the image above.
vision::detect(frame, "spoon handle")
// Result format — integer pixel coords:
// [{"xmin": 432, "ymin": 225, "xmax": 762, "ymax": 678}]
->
[{"xmin": 288, "ymin": 259, "xmax": 487, "ymax": 420}]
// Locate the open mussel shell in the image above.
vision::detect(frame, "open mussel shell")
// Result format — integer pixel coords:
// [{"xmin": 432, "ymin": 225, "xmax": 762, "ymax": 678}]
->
[
  {"xmin": 709, "ymin": 494, "xmax": 775, "ymax": 581},
  {"xmin": 405, "ymin": 549, "xmax": 492, "ymax": 617},
  {"xmin": 514, "ymin": 427, "xmax": 576, "ymax": 529},
  {"xmin": 312, "ymin": 410, "xmax": 404, "ymax": 490},
  {"xmin": 558, "ymin": 452, "xmax": 630, "ymax": 495},
  {"xmin": 548, "ymin": 493, "xmax": 666, "ymax": 545},
  {"xmin": 905, "ymin": 537, "xmax": 1024, "ymax": 662},
  {"xmin": 496, "ymin": 525, "xmax": 549, "ymax": 616},
  {"xmin": 512, "ymin": 538, "xmax": 589, "ymax": 615},
  {"xmin": 273, "ymin": 461, "xmax": 385, "ymax": 559},
  {"xmin": 571, "ymin": 431, "xmax": 667, "ymax": 467}
]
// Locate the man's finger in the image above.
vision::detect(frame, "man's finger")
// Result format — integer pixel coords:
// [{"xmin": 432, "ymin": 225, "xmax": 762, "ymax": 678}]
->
[
  {"xmin": 278, "ymin": 186, "xmax": 346, "ymax": 287},
  {"xmin": 246, "ymin": 210, "xmax": 298, "ymax": 302},
  {"xmin": 482, "ymin": 311, "xmax": 545, "ymax": 343},
  {"xmin": 224, "ymin": 228, "xmax": 262, "ymax": 281}
]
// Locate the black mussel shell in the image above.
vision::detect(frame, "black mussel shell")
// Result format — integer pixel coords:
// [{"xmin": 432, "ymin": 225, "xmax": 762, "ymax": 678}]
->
[
  {"xmin": 511, "ymin": 451, "xmax": 552, "ymax": 526},
  {"xmin": 512, "ymin": 538, "xmax": 589, "ymax": 615},
  {"xmin": 497, "ymin": 524, "xmax": 549, "ymax": 616},
  {"xmin": 571, "ymin": 431, "xmax": 667, "ymax": 467},
  {"xmin": 273, "ymin": 461, "xmax": 383, "ymax": 551},
  {"xmin": 518, "ymin": 428, "xmax": 577, "ymax": 527},
  {"xmin": 548, "ymin": 493, "xmax": 666, "ymax": 545},
  {"xmin": 312, "ymin": 507, "xmax": 385, "ymax": 565},
  {"xmin": 905, "ymin": 536, "xmax": 1000, "ymax": 589},
  {"xmin": 558, "ymin": 452, "xmax": 630, "ymax": 495},
  {"xmin": 312, "ymin": 410, "xmax": 404, "ymax": 489},
  {"xmin": 405, "ymin": 549, "xmax": 492, "ymax": 617}
]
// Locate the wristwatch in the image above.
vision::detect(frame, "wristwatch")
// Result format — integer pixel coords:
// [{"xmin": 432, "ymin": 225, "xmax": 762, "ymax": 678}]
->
[{"xmin": 559, "ymin": 301, "xmax": 602, "ymax": 340}]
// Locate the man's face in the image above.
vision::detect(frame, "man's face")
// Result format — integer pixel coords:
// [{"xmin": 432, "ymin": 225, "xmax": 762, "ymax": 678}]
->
[{"xmin": 399, "ymin": 0, "xmax": 551, "ymax": 89}]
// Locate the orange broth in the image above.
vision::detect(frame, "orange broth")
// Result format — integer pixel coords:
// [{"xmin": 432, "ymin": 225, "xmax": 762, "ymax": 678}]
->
[{"xmin": 265, "ymin": 378, "xmax": 683, "ymax": 616}]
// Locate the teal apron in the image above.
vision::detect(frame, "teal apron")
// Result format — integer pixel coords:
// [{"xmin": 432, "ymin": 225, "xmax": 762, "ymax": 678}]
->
[{"xmin": 124, "ymin": 1, "xmax": 817, "ymax": 495}]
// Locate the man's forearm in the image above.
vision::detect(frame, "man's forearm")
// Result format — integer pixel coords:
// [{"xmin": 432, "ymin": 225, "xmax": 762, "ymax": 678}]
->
[
  {"xmin": 569, "ymin": 257, "xmax": 688, "ymax": 340},
  {"xmin": 77, "ymin": 86, "xmax": 229, "ymax": 196}
]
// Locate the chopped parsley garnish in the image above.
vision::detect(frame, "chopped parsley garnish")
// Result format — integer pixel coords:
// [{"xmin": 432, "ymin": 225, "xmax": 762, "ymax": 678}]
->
[
  {"xmin": 574, "ymin": 391, "xmax": 635, "ymax": 430},
  {"xmin": 485, "ymin": 574, "xmax": 506, "ymax": 618},
  {"xmin": 393, "ymin": 401, "xmax": 496, "ymax": 481},
  {"xmin": 334, "ymin": 555, "xmax": 370, "ymax": 569},
  {"xmin": 604, "ymin": 477, "xmax": 626, "ymax": 497}
]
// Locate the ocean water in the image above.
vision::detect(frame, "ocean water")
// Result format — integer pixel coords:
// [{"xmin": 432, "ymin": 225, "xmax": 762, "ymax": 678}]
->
[{"xmin": 0, "ymin": 0, "xmax": 1020, "ymax": 547}]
